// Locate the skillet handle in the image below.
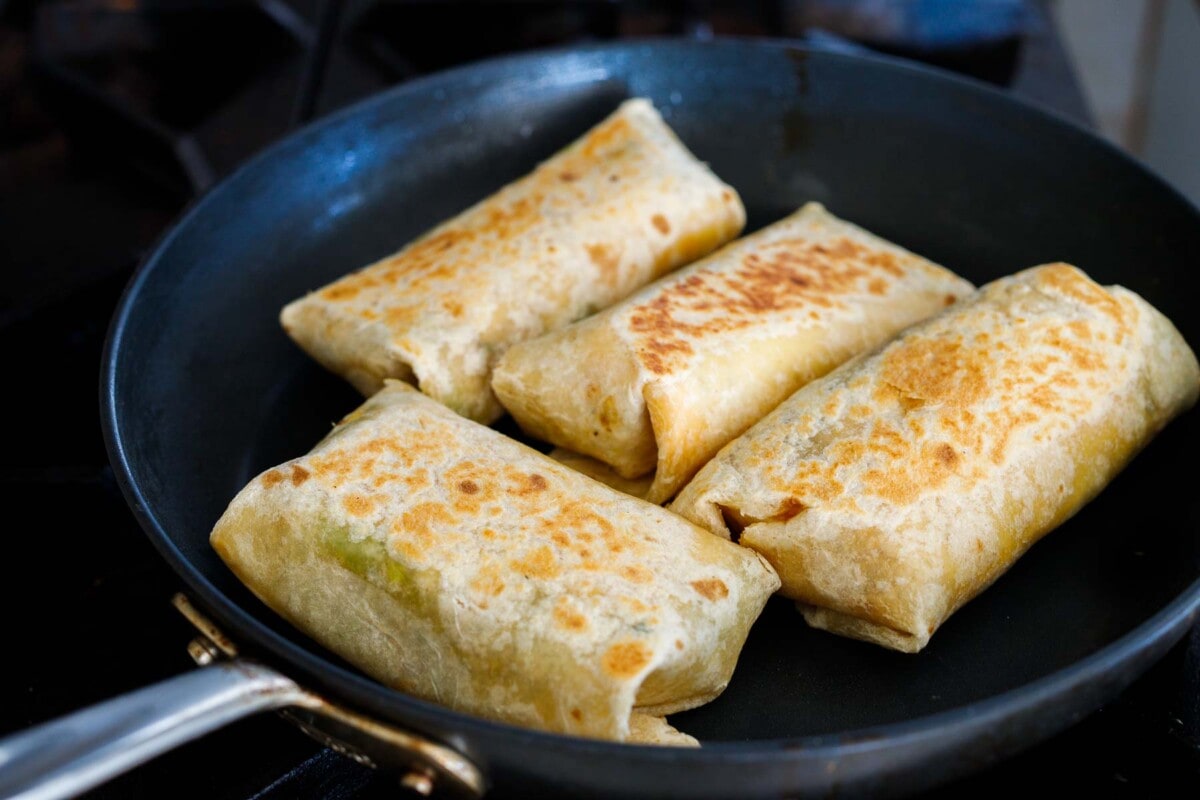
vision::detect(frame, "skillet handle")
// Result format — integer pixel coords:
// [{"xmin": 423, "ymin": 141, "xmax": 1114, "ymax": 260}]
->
[{"xmin": 0, "ymin": 660, "xmax": 308, "ymax": 800}]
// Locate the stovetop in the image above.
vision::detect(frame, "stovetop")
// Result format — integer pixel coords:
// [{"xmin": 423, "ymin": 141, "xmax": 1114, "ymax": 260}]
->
[{"xmin": 1, "ymin": 2, "xmax": 1196, "ymax": 797}]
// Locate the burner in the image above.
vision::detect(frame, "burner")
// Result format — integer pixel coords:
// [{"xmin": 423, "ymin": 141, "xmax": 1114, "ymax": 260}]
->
[{"xmin": 31, "ymin": 1, "xmax": 310, "ymax": 196}]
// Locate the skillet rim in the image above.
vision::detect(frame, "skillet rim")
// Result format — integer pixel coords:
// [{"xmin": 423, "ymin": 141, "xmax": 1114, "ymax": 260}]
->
[{"xmin": 100, "ymin": 36, "xmax": 1200, "ymax": 767}]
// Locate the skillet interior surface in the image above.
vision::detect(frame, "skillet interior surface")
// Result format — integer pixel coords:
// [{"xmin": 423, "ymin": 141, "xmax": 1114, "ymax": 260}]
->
[{"xmin": 103, "ymin": 40, "xmax": 1200, "ymax": 797}]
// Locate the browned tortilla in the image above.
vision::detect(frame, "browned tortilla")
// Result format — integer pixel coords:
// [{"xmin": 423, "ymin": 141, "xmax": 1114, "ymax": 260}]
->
[
  {"xmin": 280, "ymin": 99, "xmax": 744, "ymax": 422},
  {"xmin": 672, "ymin": 264, "xmax": 1199, "ymax": 652},
  {"xmin": 493, "ymin": 202, "xmax": 973, "ymax": 503},
  {"xmin": 210, "ymin": 381, "xmax": 779, "ymax": 741}
]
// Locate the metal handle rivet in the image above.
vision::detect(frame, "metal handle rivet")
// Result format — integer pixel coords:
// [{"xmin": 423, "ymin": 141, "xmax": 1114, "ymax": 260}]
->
[
  {"xmin": 187, "ymin": 637, "xmax": 223, "ymax": 666},
  {"xmin": 400, "ymin": 768, "xmax": 436, "ymax": 796}
]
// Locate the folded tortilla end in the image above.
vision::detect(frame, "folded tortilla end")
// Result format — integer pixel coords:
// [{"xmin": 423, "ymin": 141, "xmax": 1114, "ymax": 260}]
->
[
  {"xmin": 797, "ymin": 604, "xmax": 929, "ymax": 654},
  {"xmin": 627, "ymin": 713, "xmax": 700, "ymax": 747}
]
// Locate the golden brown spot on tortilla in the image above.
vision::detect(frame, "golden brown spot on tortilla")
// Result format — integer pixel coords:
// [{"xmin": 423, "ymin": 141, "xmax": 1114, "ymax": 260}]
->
[
  {"xmin": 621, "ymin": 596, "xmax": 651, "ymax": 613},
  {"xmin": 375, "ymin": 230, "xmax": 467, "ymax": 287},
  {"xmin": 334, "ymin": 180, "xmax": 554, "ymax": 305},
  {"xmin": 975, "ymin": 538, "xmax": 985, "ymax": 552},
  {"xmin": 598, "ymin": 396, "xmax": 618, "ymax": 431},
  {"xmin": 470, "ymin": 564, "xmax": 505, "ymax": 597},
  {"xmin": 944, "ymin": 293, "xmax": 958, "ymax": 306},
  {"xmin": 842, "ymin": 418, "xmax": 961, "ymax": 501},
  {"xmin": 508, "ymin": 470, "xmax": 549, "ymax": 496},
  {"xmin": 1067, "ymin": 320, "xmax": 1092, "ymax": 340},
  {"xmin": 722, "ymin": 189, "xmax": 734, "ymax": 203},
  {"xmin": 864, "ymin": 250, "xmax": 904, "ymax": 277},
  {"xmin": 397, "ymin": 502, "xmax": 456, "ymax": 549},
  {"xmin": 776, "ymin": 497, "xmax": 807, "ymax": 521},
  {"xmin": 763, "ymin": 458, "xmax": 845, "ymax": 504},
  {"xmin": 880, "ymin": 335, "xmax": 988, "ymax": 408},
  {"xmin": 570, "ymin": 708, "xmax": 583, "ymax": 722},
  {"xmin": 601, "ymin": 640, "xmax": 652, "ymax": 679},
  {"xmin": 651, "ymin": 214, "xmax": 671, "ymax": 234},
  {"xmin": 935, "ymin": 443, "xmax": 957, "ymax": 467},
  {"xmin": 321, "ymin": 284, "xmax": 360, "ymax": 301},
  {"xmin": 690, "ymin": 578, "xmax": 729, "ymax": 601},
  {"xmin": 675, "ymin": 639, "xmax": 684, "ymax": 650},
  {"xmin": 342, "ymin": 494, "xmax": 376, "ymax": 517},
  {"xmin": 986, "ymin": 407, "xmax": 1039, "ymax": 465},
  {"xmin": 579, "ymin": 116, "xmax": 632, "ymax": 158},
  {"xmin": 313, "ymin": 433, "xmax": 428, "ymax": 485},
  {"xmin": 297, "ymin": 112, "xmax": 679, "ymax": 322},
  {"xmin": 533, "ymin": 500, "xmax": 646, "ymax": 576},
  {"xmin": 585, "ymin": 243, "xmax": 621, "ymax": 286},
  {"xmin": 290, "ymin": 465, "xmax": 311, "ymax": 486},
  {"xmin": 396, "ymin": 541, "xmax": 422, "ymax": 561},
  {"xmin": 511, "ymin": 545, "xmax": 560, "ymax": 579},
  {"xmin": 262, "ymin": 469, "xmax": 284, "ymax": 488},
  {"xmin": 554, "ymin": 600, "xmax": 588, "ymax": 632},
  {"xmin": 628, "ymin": 236, "xmax": 918, "ymax": 375},
  {"xmin": 403, "ymin": 468, "xmax": 430, "ymax": 491},
  {"xmin": 443, "ymin": 463, "xmax": 502, "ymax": 512},
  {"xmin": 867, "ymin": 277, "xmax": 888, "ymax": 295},
  {"xmin": 604, "ymin": 532, "xmax": 626, "ymax": 555},
  {"xmin": 1048, "ymin": 330, "xmax": 1106, "ymax": 372},
  {"xmin": 1027, "ymin": 383, "xmax": 1062, "ymax": 411},
  {"xmin": 1036, "ymin": 264, "xmax": 1128, "ymax": 329},
  {"xmin": 622, "ymin": 565, "xmax": 653, "ymax": 583},
  {"xmin": 308, "ymin": 452, "xmax": 352, "ymax": 481},
  {"xmin": 479, "ymin": 196, "xmax": 544, "ymax": 245},
  {"xmin": 755, "ymin": 267, "xmax": 1131, "ymax": 521}
]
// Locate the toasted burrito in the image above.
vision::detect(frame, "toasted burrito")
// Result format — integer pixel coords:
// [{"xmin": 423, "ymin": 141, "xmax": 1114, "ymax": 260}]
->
[
  {"xmin": 280, "ymin": 98, "xmax": 744, "ymax": 423},
  {"xmin": 671, "ymin": 264, "xmax": 1199, "ymax": 653},
  {"xmin": 210, "ymin": 381, "xmax": 779, "ymax": 742},
  {"xmin": 492, "ymin": 202, "xmax": 974, "ymax": 504}
]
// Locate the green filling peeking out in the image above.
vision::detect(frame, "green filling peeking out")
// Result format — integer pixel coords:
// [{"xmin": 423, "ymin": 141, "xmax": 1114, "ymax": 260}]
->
[{"xmin": 319, "ymin": 522, "xmax": 438, "ymax": 620}]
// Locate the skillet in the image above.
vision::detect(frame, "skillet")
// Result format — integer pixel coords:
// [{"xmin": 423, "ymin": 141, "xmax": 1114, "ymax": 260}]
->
[{"xmin": 4, "ymin": 38, "xmax": 1200, "ymax": 799}]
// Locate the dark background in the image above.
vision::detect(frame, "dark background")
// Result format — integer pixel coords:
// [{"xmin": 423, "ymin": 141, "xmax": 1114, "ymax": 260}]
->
[{"xmin": 1, "ymin": 1, "xmax": 1196, "ymax": 797}]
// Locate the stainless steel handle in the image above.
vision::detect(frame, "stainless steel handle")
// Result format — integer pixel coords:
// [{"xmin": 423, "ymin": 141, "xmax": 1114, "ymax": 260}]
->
[
  {"xmin": 0, "ymin": 594, "xmax": 485, "ymax": 800},
  {"xmin": 0, "ymin": 660, "xmax": 308, "ymax": 800}
]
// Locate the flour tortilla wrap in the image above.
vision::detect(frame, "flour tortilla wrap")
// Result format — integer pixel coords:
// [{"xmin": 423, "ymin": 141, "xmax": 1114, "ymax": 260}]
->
[
  {"xmin": 671, "ymin": 264, "xmax": 1199, "ymax": 652},
  {"xmin": 492, "ymin": 202, "xmax": 973, "ymax": 503},
  {"xmin": 210, "ymin": 382, "xmax": 778, "ymax": 742},
  {"xmin": 280, "ymin": 99, "xmax": 745, "ymax": 423}
]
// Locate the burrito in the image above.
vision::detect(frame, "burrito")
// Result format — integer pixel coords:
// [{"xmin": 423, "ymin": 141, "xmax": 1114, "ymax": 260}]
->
[
  {"xmin": 210, "ymin": 382, "xmax": 779, "ymax": 742},
  {"xmin": 492, "ymin": 202, "xmax": 974, "ymax": 503},
  {"xmin": 281, "ymin": 98, "xmax": 744, "ymax": 423},
  {"xmin": 671, "ymin": 264, "xmax": 1199, "ymax": 653}
]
